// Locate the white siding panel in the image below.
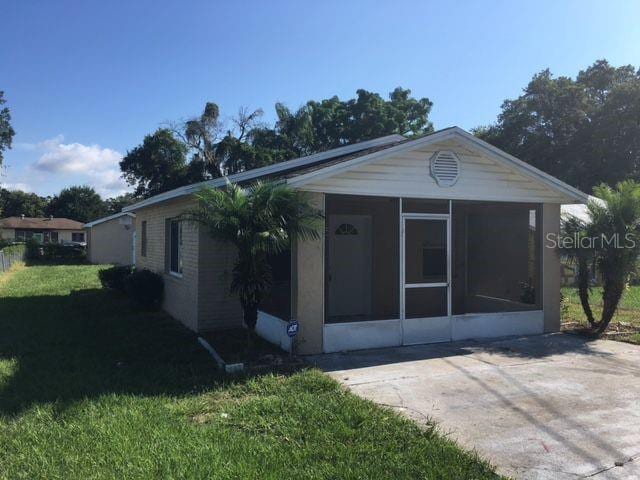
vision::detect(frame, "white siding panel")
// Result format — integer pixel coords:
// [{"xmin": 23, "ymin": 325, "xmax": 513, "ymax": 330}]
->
[{"xmin": 300, "ymin": 143, "xmax": 568, "ymax": 203}]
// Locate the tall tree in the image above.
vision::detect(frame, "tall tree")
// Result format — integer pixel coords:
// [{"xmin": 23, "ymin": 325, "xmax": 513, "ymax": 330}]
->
[
  {"xmin": 104, "ymin": 192, "xmax": 137, "ymax": 215},
  {"xmin": 476, "ymin": 60, "xmax": 640, "ymax": 192},
  {"xmin": 124, "ymin": 88, "xmax": 434, "ymax": 194},
  {"xmin": 46, "ymin": 186, "xmax": 106, "ymax": 223},
  {"xmin": 0, "ymin": 91, "xmax": 15, "ymax": 167},
  {"xmin": 261, "ymin": 87, "xmax": 433, "ymax": 157},
  {"xmin": 120, "ymin": 129, "xmax": 191, "ymax": 198},
  {"xmin": 0, "ymin": 188, "xmax": 48, "ymax": 217}
]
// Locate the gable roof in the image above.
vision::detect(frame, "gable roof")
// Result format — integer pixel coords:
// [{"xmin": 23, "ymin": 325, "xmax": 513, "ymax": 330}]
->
[
  {"xmin": 84, "ymin": 212, "xmax": 136, "ymax": 228},
  {"xmin": 124, "ymin": 126, "xmax": 588, "ymax": 212},
  {"xmin": 123, "ymin": 133, "xmax": 407, "ymax": 212},
  {"xmin": 286, "ymin": 127, "xmax": 589, "ymax": 203},
  {"xmin": 0, "ymin": 217, "xmax": 84, "ymax": 230}
]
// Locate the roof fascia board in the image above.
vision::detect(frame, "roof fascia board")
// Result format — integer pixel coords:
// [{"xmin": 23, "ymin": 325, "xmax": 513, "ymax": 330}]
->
[{"xmin": 84, "ymin": 212, "xmax": 136, "ymax": 228}]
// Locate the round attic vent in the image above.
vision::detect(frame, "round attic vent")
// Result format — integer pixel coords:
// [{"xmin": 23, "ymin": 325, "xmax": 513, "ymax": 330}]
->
[{"xmin": 430, "ymin": 151, "xmax": 460, "ymax": 187}]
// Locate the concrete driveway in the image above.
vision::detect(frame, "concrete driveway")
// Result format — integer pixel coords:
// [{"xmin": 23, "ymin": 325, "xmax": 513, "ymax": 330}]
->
[{"xmin": 310, "ymin": 334, "xmax": 640, "ymax": 479}]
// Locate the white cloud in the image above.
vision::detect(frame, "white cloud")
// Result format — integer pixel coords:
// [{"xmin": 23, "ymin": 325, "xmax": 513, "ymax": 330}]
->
[
  {"xmin": 28, "ymin": 135, "xmax": 130, "ymax": 198},
  {"xmin": 0, "ymin": 182, "xmax": 32, "ymax": 192},
  {"xmin": 34, "ymin": 137, "xmax": 122, "ymax": 174}
]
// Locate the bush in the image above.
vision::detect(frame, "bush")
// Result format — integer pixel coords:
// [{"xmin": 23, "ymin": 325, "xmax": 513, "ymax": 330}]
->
[
  {"xmin": 42, "ymin": 243, "xmax": 86, "ymax": 261},
  {"xmin": 124, "ymin": 269, "xmax": 164, "ymax": 310},
  {"xmin": 25, "ymin": 239, "xmax": 41, "ymax": 259},
  {"xmin": 98, "ymin": 265, "xmax": 133, "ymax": 293}
]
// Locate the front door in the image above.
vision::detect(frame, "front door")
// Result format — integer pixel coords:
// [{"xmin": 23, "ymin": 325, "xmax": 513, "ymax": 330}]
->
[{"xmin": 401, "ymin": 215, "xmax": 451, "ymax": 344}]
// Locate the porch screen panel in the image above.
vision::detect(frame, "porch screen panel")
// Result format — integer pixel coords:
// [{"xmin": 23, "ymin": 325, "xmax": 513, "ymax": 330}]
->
[
  {"xmin": 452, "ymin": 202, "xmax": 541, "ymax": 314},
  {"xmin": 325, "ymin": 194, "xmax": 399, "ymax": 323},
  {"xmin": 259, "ymin": 250, "xmax": 291, "ymax": 321}
]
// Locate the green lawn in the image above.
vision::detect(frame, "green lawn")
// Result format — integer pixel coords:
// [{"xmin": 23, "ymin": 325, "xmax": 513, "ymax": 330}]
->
[
  {"xmin": 0, "ymin": 263, "xmax": 499, "ymax": 479},
  {"xmin": 562, "ymin": 285, "xmax": 640, "ymax": 344}
]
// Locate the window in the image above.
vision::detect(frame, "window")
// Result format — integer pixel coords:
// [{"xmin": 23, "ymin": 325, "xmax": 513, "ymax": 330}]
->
[
  {"xmin": 15, "ymin": 230, "xmax": 25, "ymax": 241},
  {"xmin": 169, "ymin": 219, "xmax": 183, "ymax": 275},
  {"xmin": 51, "ymin": 232, "xmax": 59, "ymax": 243},
  {"xmin": 141, "ymin": 221, "xmax": 147, "ymax": 257},
  {"xmin": 72, "ymin": 232, "xmax": 85, "ymax": 242},
  {"xmin": 335, "ymin": 223, "xmax": 358, "ymax": 235}
]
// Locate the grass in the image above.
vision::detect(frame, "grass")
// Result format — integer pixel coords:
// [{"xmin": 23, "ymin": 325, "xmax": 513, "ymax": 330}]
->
[
  {"xmin": 562, "ymin": 285, "xmax": 640, "ymax": 345},
  {"xmin": 0, "ymin": 263, "xmax": 499, "ymax": 479}
]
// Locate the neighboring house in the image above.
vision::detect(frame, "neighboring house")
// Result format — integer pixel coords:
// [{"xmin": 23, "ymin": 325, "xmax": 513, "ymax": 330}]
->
[
  {"xmin": 84, "ymin": 212, "xmax": 136, "ymax": 265},
  {"xmin": 0, "ymin": 215, "xmax": 85, "ymax": 244},
  {"xmin": 124, "ymin": 126, "xmax": 588, "ymax": 354},
  {"xmin": 560, "ymin": 196, "xmax": 604, "ymax": 286}
]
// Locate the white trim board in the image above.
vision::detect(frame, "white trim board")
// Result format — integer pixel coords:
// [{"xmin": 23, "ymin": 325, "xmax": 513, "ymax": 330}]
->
[
  {"xmin": 256, "ymin": 310, "xmax": 292, "ymax": 352},
  {"xmin": 322, "ymin": 310, "xmax": 544, "ymax": 353},
  {"xmin": 84, "ymin": 212, "xmax": 136, "ymax": 228}
]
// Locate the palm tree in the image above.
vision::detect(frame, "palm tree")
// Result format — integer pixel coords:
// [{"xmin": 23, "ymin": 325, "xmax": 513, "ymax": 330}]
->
[
  {"xmin": 563, "ymin": 181, "xmax": 640, "ymax": 334},
  {"xmin": 190, "ymin": 181, "xmax": 322, "ymax": 347}
]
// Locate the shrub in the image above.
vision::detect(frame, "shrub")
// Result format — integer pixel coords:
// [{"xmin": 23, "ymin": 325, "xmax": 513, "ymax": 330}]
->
[
  {"xmin": 42, "ymin": 243, "xmax": 86, "ymax": 261},
  {"xmin": 98, "ymin": 265, "xmax": 133, "ymax": 293},
  {"xmin": 25, "ymin": 239, "xmax": 41, "ymax": 259},
  {"xmin": 124, "ymin": 269, "xmax": 164, "ymax": 310}
]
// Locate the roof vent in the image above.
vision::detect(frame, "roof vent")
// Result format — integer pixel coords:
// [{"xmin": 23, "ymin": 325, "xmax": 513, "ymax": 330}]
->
[{"xmin": 430, "ymin": 151, "xmax": 460, "ymax": 187}]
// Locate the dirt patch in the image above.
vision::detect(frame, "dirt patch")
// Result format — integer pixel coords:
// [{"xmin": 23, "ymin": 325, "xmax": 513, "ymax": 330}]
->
[{"xmin": 201, "ymin": 328, "xmax": 305, "ymax": 373}]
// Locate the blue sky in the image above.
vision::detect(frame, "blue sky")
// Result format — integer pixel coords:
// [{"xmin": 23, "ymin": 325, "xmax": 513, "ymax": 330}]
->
[{"xmin": 1, "ymin": 0, "xmax": 639, "ymax": 198}]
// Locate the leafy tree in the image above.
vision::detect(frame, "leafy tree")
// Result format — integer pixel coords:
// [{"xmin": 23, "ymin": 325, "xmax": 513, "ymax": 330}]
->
[
  {"xmin": 120, "ymin": 129, "xmax": 190, "ymax": 198},
  {"xmin": 46, "ymin": 186, "xmax": 106, "ymax": 223},
  {"xmin": 476, "ymin": 60, "xmax": 640, "ymax": 192},
  {"xmin": 126, "ymin": 88, "xmax": 433, "ymax": 194},
  {"xmin": 190, "ymin": 182, "xmax": 322, "ymax": 349},
  {"xmin": 0, "ymin": 188, "xmax": 48, "ymax": 217},
  {"xmin": 104, "ymin": 193, "xmax": 137, "ymax": 215},
  {"xmin": 0, "ymin": 91, "xmax": 15, "ymax": 166},
  {"xmin": 261, "ymin": 87, "xmax": 433, "ymax": 157},
  {"xmin": 562, "ymin": 181, "xmax": 640, "ymax": 334}
]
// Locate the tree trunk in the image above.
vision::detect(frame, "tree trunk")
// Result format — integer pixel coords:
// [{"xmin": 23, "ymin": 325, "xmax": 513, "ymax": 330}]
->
[
  {"xmin": 596, "ymin": 276, "xmax": 625, "ymax": 334},
  {"xmin": 242, "ymin": 303, "xmax": 259, "ymax": 356},
  {"xmin": 576, "ymin": 256, "xmax": 597, "ymax": 327}
]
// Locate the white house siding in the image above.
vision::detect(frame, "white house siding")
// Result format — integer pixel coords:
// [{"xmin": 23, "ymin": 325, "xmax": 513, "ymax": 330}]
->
[
  {"xmin": 0, "ymin": 228, "xmax": 15, "ymax": 240},
  {"xmin": 86, "ymin": 218, "xmax": 134, "ymax": 265},
  {"xmin": 58, "ymin": 230, "xmax": 85, "ymax": 243},
  {"xmin": 297, "ymin": 138, "xmax": 569, "ymax": 204}
]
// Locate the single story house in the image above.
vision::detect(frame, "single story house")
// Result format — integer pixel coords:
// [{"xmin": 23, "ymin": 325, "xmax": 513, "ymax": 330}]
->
[
  {"xmin": 84, "ymin": 212, "xmax": 136, "ymax": 265},
  {"xmin": 124, "ymin": 126, "xmax": 588, "ymax": 355},
  {"xmin": 0, "ymin": 215, "xmax": 85, "ymax": 244}
]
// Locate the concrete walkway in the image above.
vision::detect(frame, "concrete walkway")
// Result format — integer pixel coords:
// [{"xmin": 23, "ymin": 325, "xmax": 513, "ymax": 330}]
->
[{"xmin": 310, "ymin": 334, "xmax": 640, "ymax": 479}]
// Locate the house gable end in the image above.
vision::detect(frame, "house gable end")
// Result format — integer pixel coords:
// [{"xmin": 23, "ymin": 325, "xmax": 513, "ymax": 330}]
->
[{"xmin": 288, "ymin": 129, "xmax": 586, "ymax": 204}]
